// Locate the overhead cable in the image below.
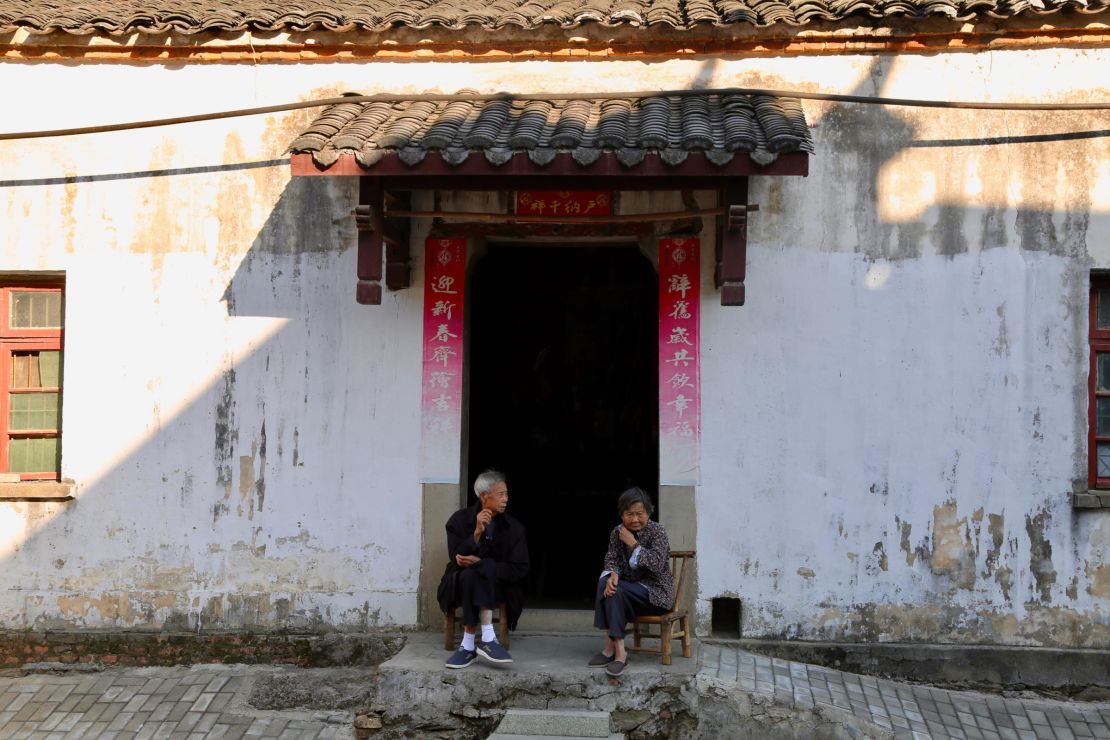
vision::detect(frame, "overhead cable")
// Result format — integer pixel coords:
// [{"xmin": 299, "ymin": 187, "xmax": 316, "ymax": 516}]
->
[{"xmin": 1, "ymin": 87, "xmax": 1109, "ymax": 141}]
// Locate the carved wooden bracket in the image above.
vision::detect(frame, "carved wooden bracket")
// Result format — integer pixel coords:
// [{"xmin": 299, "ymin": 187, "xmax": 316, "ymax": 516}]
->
[
  {"xmin": 354, "ymin": 178, "xmax": 412, "ymax": 305},
  {"xmin": 715, "ymin": 180, "xmax": 758, "ymax": 306}
]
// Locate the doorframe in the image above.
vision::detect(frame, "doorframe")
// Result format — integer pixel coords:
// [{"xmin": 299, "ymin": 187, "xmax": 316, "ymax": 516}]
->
[{"xmin": 417, "ymin": 224, "xmax": 703, "ymax": 628}]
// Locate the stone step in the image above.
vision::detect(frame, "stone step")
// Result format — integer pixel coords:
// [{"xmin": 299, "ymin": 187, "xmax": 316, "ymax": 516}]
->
[
  {"xmin": 488, "ymin": 735, "xmax": 624, "ymax": 740},
  {"xmin": 494, "ymin": 708, "xmax": 613, "ymax": 738}
]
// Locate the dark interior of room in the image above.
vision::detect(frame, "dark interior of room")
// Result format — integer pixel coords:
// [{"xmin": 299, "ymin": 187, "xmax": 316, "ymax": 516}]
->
[{"xmin": 466, "ymin": 244, "xmax": 659, "ymax": 608}]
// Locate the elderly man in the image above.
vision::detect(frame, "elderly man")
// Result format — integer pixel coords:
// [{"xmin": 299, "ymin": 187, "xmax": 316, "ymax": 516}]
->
[{"xmin": 438, "ymin": 469, "xmax": 529, "ymax": 669}]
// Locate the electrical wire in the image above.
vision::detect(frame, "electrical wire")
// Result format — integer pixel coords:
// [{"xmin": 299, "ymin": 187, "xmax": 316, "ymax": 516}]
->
[{"xmin": 1, "ymin": 86, "xmax": 1108, "ymax": 141}]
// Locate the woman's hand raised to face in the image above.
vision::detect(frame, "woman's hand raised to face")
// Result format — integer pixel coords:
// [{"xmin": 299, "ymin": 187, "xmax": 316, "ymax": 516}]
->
[{"xmin": 617, "ymin": 525, "xmax": 638, "ymax": 550}]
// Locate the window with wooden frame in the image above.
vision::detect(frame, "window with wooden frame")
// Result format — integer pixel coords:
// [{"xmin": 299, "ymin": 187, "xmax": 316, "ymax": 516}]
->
[
  {"xmin": 1090, "ymin": 276, "xmax": 1110, "ymax": 488},
  {"xmin": 0, "ymin": 282, "xmax": 64, "ymax": 480}
]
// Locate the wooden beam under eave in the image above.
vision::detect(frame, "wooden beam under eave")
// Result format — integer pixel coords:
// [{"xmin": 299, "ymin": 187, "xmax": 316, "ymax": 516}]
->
[
  {"xmin": 290, "ymin": 151, "xmax": 809, "ymax": 179},
  {"xmin": 355, "ymin": 177, "xmax": 383, "ymax": 305},
  {"xmin": 717, "ymin": 181, "xmax": 750, "ymax": 307},
  {"xmin": 384, "ymin": 191, "xmax": 412, "ymax": 291}
]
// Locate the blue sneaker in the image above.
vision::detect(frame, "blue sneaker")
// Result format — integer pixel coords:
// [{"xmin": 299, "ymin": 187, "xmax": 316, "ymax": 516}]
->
[
  {"xmin": 444, "ymin": 647, "xmax": 477, "ymax": 669},
  {"xmin": 476, "ymin": 640, "xmax": 513, "ymax": 665}
]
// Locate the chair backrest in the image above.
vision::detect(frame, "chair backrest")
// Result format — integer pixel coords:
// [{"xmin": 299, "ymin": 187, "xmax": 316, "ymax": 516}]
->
[{"xmin": 668, "ymin": 550, "xmax": 695, "ymax": 611}]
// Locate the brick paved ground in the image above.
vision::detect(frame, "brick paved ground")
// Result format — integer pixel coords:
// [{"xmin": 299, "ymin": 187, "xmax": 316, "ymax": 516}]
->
[
  {"xmin": 2, "ymin": 642, "xmax": 1108, "ymax": 739},
  {"xmin": 0, "ymin": 666, "xmax": 353, "ymax": 740},
  {"xmin": 702, "ymin": 643, "xmax": 1110, "ymax": 740}
]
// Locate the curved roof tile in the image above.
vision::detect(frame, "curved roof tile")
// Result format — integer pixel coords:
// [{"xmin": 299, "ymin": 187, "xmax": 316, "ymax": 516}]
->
[
  {"xmin": 288, "ymin": 92, "xmax": 815, "ymax": 170},
  {"xmin": 0, "ymin": 0, "xmax": 1106, "ymax": 35}
]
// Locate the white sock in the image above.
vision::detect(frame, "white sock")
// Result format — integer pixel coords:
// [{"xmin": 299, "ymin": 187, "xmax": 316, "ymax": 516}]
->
[
  {"xmin": 481, "ymin": 624, "xmax": 496, "ymax": 643},
  {"xmin": 461, "ymin": 632, "xmax": 475, "ymax": 651}
]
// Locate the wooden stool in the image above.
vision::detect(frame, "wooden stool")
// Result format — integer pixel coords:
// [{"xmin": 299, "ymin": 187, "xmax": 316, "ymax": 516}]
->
[
  {"xmin": 443, "ymin": 602, "xmax": 510, "ymax": 650},
  {"xmin": 629, "ymin": 550, "xmax": 695, "ymax": 665}
]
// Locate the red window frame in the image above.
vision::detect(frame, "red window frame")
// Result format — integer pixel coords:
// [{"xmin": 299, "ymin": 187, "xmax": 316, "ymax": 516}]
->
[{"xmin": 0, "ymin": 282, "xmax": 65, "ymax": 480}]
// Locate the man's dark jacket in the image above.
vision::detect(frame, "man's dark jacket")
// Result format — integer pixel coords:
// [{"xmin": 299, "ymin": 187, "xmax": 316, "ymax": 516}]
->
[{"xmin": 436, "ymin": 502, "xmax": 529, "ymax": 630}]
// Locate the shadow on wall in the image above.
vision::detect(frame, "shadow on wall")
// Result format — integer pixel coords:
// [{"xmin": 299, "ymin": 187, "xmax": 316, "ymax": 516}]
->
[
  {"xmin": 222, "ymin": 176, "xmax": 359, "ymax": 319},
  {"xmin": 719, "ymin": 57, "xmax": 1110, "ymax": 645},
  {"xmin": 0, "ymin": 171, "xmax": 419, "ymax": 632},
  {"xmin": 0, "ymin": 58, "xmax": 1106, "ymax": 640}
]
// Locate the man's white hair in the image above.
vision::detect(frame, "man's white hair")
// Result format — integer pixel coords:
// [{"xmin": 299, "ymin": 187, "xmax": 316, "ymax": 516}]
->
[{"xmin": 474, "ymin": 469, "xmax": 506, "ymax": 497}]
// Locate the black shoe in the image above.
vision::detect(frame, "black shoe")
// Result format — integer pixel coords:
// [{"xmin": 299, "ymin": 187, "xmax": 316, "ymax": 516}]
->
[
  {"xmin": 588, "ymin": 652, "xmax": 615, "ymax": 666},
  {"xmin": 605, "ymin": 660, "xmax": 626, "ymax": 676}
]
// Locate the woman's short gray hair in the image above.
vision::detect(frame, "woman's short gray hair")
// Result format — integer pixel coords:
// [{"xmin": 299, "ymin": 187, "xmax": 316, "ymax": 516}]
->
[
  {"xmin": 474, "ymin": 469, "xmax": 507, "ymax": 497},
  {"xmin": 617, "ymin": 486, "xmax": 654, "ymax": 517}
]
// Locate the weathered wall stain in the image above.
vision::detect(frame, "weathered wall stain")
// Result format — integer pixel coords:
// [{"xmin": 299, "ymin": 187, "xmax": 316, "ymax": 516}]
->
[
  {"xmin": 752, "ymin": 601, "xmax": 1109, "ymax": 647},
  {"xmin": 1025, "ymin": 509, "xmax": 1057, "ymax": 603},
  {"xmin": 994, "ymin": 567, "xmax": 1014, "ymax": 602},
  {"xmin": 983, "ymin": 513, "xmax": 1005, "ymax": 576},
  {"xmin": 256, "ymin": 419, "xmax": 267, "ymax": 515},
  {"xmin": 213, "ymin": 368, "xmax": 237, "ymax": 522},
  {"xmin": 1086, "ymin": 561, "xmax": 1110, "ymax": 599},
  {"xmin": 1086, "ymin": 517, "xmax": 1110, "ymax": 599},
  {"xmin": 895, "ymin": 517, "xmax": 917, "ymax": 566},
  {"xmin": 992, "ymin": 303, "xmax": 1010, "ymax": 357},
  {"xmin": 929, "ymin": 500, "xmax": 978, "ymax": 590},
  {"xmin": 871, "ymin": 541, "xmax": 889, "ymax": 573}
]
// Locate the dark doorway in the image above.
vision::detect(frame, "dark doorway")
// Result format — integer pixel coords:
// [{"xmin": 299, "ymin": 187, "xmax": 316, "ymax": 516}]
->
[{"xmin": 467, "ymin": 245, "xmax": 658, "ymax": 609}]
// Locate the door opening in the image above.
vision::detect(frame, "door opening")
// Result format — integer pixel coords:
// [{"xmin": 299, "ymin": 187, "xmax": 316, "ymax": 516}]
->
[{"xmin": 467, "ymin": 245, "xmax": 658, "ymax": 609}]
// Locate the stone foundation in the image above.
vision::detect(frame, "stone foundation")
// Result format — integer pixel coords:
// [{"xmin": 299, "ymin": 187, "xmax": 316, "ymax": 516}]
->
[{"xmin": 0, "ymin": 630, "xmax": 405, "ymax": 669}]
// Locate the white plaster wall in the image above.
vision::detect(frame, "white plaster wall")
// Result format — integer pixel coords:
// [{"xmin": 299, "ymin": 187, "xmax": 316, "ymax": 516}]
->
[
  {"xmin": 697, "ymin": 54, "xmax": 1110, "ymax": 646},
  {"xmin": 0, "ymin": 49, "xmax": 1106, "ymax": 638}
]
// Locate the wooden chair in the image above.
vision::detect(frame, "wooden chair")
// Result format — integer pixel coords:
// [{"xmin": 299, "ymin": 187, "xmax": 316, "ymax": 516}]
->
[
  {"xmin": 629, "ymin": 550, "xmax": 695, "ymax": 665},
  {"xmin": 443, "ymin": 602, "xmax": 510, "ymax": 650}
]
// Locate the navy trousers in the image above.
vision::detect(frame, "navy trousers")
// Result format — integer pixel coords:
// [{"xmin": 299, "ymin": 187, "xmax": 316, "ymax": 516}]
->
[
  {"xmin": 594, "ymin": 578, "xmax": 666, "ymax": 638},
  {"xmin": 457, "ymin": 558, "xmax": 499, "ymax": 627}
]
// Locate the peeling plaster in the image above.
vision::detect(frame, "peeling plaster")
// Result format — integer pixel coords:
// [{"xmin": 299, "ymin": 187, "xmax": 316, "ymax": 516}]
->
[
  {"xmin": 1, "ymin": 54, "xmax": 1108, "ymax": 641},
  {"xmin": 1025, "ymin": 509, "xmax": 1057, "ymax": 604},
  {"xmin": 929, "ymin": 501, "xmax": 978, "ymax": 591}
]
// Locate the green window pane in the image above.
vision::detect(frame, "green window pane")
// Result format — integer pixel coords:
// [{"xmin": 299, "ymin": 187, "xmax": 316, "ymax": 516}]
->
[
  {"xmin": 1100, "ymin": 444, "xmax": 1110, "ymax": 478},
  {"xmin": 8, "ymin": 436, "xmax": 59, "ymax": 474},
  {"xmin": 9, "ymin": 291, "xmax": 62, "ymax": 329},
  {"xmin": 9, "ymin": 392, "xmax": 60, "ymax": 431},
  {"xmin": 9, "ymin": 351, "xmax": 61, "ymax": 390},
  {"xmin": 1099, "ymin": 354, "xmax": 1110, "ymax": 392},
  {"xmin": 37, "ymin": 351, "xmax": 61, "ymax": 388}
]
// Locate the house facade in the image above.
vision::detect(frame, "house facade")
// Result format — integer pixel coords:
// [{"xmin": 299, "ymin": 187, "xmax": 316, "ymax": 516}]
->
[{"xmin": 0, "ymin": 0, "xmax": 1107, "ymax": 649}]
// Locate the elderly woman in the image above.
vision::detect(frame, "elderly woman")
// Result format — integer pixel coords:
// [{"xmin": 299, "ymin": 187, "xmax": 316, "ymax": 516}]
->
[{"xmin": 590, "ymin": 487, "xmax": 674, "ymax": 676}]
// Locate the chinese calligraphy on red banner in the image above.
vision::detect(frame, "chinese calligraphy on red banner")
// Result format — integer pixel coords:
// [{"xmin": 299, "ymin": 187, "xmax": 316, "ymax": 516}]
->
[
  {"xmin": 659, "ymin": 238, "xmax": 700, "ymax": 485},
  {"xmin": 515, "ymin": 191, "xmax": 612, "ymax": 217},
  {"xmin": 420, "ymin": 238, "xmax": 466, "ymax": 482}
]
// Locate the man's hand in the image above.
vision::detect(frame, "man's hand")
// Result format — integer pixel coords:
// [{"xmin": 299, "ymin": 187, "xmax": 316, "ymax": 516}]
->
[
  {"xmin": 456, "ymin": 554, "xmax": 481, "ymax": 568},
  {"xmin": 604, "ymin": 572, "xmax": 619, "ymax": 597},
  {"xmin": 473, "ymin": 509, "xmax": 493, "ymax": 541},
  {"xmin": 618, "ymin": 525, "xmax": 638, "ymax": 550}
]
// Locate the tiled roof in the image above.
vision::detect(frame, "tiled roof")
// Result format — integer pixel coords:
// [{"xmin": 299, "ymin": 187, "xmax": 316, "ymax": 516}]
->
[
  {"xmin": 288, "ymin": 93, "xmax": 814, "ymax": 170},
  {"xmin": 2, "ymin": 0, "xmax": 1106, "ymax": 35}
]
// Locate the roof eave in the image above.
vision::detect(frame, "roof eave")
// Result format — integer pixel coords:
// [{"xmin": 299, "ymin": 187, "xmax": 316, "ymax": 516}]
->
[{"xmin": 289, "ymin": 151, "xmax": 810, "ymax": 181}]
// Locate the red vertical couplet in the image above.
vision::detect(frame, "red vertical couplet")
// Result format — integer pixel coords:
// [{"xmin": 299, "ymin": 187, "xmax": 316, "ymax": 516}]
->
[
  {"xmin": 658, "ymin": 238, "xmax": 701, "ymax": 485},
  {"xmin": 420, "ymin": 238, "xmax": 467, "ymax": 483}
]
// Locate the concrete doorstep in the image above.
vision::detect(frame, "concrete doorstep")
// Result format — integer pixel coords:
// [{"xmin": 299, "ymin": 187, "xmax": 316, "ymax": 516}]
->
[
  {"xmin": 366, "ymin": 632, "xmax": 1110, "ymax": 739},
  {"xmin": 488, "ymin": 708, "xmax": 623, "ymax": 739}
]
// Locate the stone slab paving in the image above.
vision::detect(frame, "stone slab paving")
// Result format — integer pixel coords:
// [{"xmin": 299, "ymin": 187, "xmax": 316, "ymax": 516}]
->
[
  {"xmin": 702, "ymin": 643, "xmax": 1110, "ymax": 740},
  {"xmin": 0, "ymin": 666, "xmax": 354, "ymax": 740}
]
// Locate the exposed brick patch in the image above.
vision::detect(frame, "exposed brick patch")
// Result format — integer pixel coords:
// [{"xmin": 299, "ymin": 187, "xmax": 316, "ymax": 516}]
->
[{"xmin": 0, "ymin": 630, "xmax": 404, "ymax": 668}]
